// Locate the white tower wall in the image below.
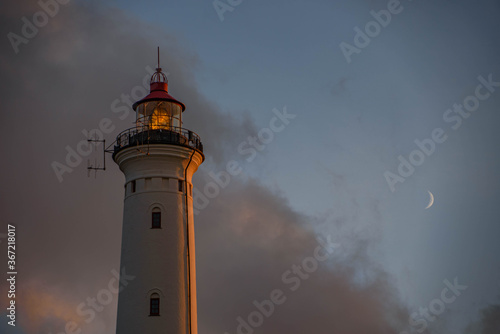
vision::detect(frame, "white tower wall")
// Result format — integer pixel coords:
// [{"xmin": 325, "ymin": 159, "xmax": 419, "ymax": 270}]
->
[{"xmin": 114, "ymin": 144, "xmax": 203, "ymax": 334}]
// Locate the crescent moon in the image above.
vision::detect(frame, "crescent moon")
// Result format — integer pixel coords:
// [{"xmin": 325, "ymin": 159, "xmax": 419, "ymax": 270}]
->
[{"xmin": 425, "ymin": 191, "xmax": 434, "ymax": 209}]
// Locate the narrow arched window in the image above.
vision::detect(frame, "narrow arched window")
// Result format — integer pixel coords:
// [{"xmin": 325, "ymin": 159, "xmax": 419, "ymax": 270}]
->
[
  {"xmin": 152, "ymin": 208, "xmax": 161, "ymax": 229},
  {"xmin": 150, "ymin": 293, "xmax": 160, "ymax": 316}
]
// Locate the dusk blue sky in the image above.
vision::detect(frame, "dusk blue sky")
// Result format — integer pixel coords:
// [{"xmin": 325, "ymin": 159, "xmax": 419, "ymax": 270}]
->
[{"xmin": 1, "ymin": 1, "xmax": 500, "ymax": 333}]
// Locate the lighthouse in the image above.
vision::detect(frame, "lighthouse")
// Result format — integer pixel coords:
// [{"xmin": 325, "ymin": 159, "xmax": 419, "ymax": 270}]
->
[{"xmin": 112, "ymin": 53, "xmax": 204, "ymax": 334}]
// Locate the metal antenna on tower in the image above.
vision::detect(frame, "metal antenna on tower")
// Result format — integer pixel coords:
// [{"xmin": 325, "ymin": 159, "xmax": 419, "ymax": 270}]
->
[{"xmin": 87, "ymin": 136, "xmax": 107, "ymax": 177}]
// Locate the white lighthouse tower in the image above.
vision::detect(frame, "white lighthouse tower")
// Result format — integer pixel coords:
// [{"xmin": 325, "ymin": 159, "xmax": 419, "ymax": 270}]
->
[{"xmin": 113, "ymin": 53, "xmax": 204, "ymax": 334}]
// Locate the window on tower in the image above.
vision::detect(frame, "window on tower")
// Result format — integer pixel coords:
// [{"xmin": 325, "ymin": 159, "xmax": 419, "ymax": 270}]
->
[
  {"xmin": 178, "ymin": 180, "xmax": 184, "ymax": 192},
  {"xmin": 150, "ymin": 294, "xmax": 160, "ymax": 316},
  {"xmin": 136, "ymin": 100, "xmax": 182, "ymax": 130},
  {"xmin": 152, "ymin": 210, "xmax": 161, "ymax": 229},
  {"xmin": 131, "ymin": 180, "xmax": 136, "ymax": 193}
]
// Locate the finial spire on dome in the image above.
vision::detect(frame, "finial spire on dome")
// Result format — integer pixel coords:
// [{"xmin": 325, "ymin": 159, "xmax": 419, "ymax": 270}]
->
[
  {"xmin": 132, "ymin": 47, "xmax": 185, "ymax": 111},
  {"xmin": 150, "ymin": 46, "xmax": 168, "ymax": 84}
]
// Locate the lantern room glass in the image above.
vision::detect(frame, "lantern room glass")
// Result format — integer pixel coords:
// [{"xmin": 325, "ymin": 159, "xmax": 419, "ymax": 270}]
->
[{"xmin": 136, "ymin": 101, "xmax": 182, "ymax": 131}]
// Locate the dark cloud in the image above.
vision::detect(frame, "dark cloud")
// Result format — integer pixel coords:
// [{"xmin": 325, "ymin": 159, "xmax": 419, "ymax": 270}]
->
[
  {"xmin": 0, "ymin": 1, "xmax": 411, "ymax": 334},
  {"xmin": 465, "ymin": 303, "xmax": 500, "ymax": 334},
  {"xmin": 196, "ymin": 178, "xmax": 409, "ymax": 334}
]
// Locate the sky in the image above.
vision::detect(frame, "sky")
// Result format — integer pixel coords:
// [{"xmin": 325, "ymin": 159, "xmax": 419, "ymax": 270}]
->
[{"xmin": 1, "ymin": 0, "xmax": 500, "ymax": 333}]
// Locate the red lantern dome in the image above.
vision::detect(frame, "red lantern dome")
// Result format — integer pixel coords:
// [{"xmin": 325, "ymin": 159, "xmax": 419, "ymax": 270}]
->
[{"xmin": 132, "ymin": 56, "xmax": 185, "ymax": 130}]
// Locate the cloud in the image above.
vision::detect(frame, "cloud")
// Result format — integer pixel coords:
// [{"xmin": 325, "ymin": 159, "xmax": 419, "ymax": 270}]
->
[
  {"xmin": 0, "ymin": 1, "xmax": 257, "ymax": 332},
  {"xmin": 464, "ymin": 303, "xmax": 500, "ymax": 334},
  {"xmin": 0, "ymin": 1, "xmax": 410, "ymax": 333},
  {"xmin": 195, "ymin": 178, "xmax": 409, "ymax": 334}
]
